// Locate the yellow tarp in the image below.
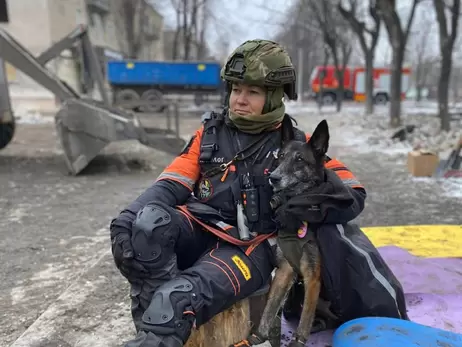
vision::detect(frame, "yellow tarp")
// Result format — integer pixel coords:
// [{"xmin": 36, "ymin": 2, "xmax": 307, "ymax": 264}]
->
[{"xmin": 363, "ymin": 224, "xmax": 462, "ymax": 258}]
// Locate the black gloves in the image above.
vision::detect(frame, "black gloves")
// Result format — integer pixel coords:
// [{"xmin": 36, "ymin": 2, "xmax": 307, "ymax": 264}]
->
[
  {"xmin": 110, "ymin": 223, "xmax": 149, "ymax": 281},
  {"xmin": 273, "ymin": 169, "xmax": 355, "ymax": 232}
]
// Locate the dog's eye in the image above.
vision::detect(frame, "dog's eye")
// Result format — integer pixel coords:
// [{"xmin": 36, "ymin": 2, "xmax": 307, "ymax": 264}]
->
[{"xmin": 296, "ymin": 153, "xmax": 303, "ymax": 161}]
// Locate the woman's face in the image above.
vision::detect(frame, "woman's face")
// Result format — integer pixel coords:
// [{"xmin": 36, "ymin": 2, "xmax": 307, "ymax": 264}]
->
[{"xmin": 229, "ymin": 83, "xmax": 266, "ymax": 116}]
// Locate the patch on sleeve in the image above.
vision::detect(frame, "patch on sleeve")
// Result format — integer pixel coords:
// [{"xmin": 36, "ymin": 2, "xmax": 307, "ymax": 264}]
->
[
  {"xmin": 180, "ymin": 135, "xmax": 196, "ymax": 155},
  {"xmin": 231, "ymin": 255, "xmax": 252, "ymax": 281}
]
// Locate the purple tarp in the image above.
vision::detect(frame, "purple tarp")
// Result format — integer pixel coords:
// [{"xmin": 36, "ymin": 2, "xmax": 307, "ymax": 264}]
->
[{"xmin": 281, "ymin": 246, "xmax": 462, "ymax": 347}]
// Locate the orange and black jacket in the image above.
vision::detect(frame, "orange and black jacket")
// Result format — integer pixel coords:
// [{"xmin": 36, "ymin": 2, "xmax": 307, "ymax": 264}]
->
[{"xmin": 112, "ymin": 122, "xmax": 366, "ymax": 232}]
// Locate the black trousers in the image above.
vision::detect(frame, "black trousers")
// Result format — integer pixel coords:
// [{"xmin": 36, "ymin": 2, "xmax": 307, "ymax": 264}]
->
[{"xmin": 126, "ymin": 204, "xmax": 275, "ymax": 346}]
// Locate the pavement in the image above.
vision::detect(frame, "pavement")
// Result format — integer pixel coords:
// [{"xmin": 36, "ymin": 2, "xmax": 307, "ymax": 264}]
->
[{"xmin": 1, "ymin": 105, "xmax": 460, "ymax": 347}]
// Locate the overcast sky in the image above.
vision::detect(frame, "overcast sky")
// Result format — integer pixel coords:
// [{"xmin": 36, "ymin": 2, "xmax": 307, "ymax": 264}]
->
[
  {"xmin": 154, "ymin": 1, "xmax": 441, "ymax": 66},
  {"xmin": 155, "ymin": 0, "xmax": 296, "ymax": 56}
]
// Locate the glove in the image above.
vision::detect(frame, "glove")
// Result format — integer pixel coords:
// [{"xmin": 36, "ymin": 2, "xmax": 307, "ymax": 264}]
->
[
  {"xmin": 273, "ymin": 204, "xmax": 302, "ymax": 233},
  {"xmin": 273, "ymin": 169, "xmax": 354, "ymax": 229},
  {"xmin": 110, "ymin": 224, "xmax": 149, "ymax": 280}
]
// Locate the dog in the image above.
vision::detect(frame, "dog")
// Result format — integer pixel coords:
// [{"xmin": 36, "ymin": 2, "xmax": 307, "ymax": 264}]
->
[{"xmin": 248, "ymin": 119, "xmax": 335, "ymax": 347}]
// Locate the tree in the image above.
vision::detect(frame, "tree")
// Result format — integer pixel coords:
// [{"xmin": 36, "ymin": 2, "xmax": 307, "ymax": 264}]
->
[
  {"xmin": 113, "ymin": 0, "xmax": 149, "ymax": 59},
  {"xmin": 267, "ymin": 2, "xmax": 326, "ymax": 98},
  {"xmin": 376, "ymin": 0, "xmax": 422, "ymax": 127},
  {"xmin": 195, "ymin": 0, "xmax": 210, "ymax": 59},
  {"xmin": 168, "ymin": 0, "xmax": 214, "ymax": 60},
  {"xmin": 305, "ymin": 0, "xmax": 354, "ymax": 112},
  {"xmin": 338, "ymin": 0, "xmax": 381, "ymax": 115},
  {"xmin": 433, "ymin": 0, "xmax": 461, "ymax": 131},
  {"xmin": 405, "ymin": 5, "xmax": 439, "ymax": 102}
]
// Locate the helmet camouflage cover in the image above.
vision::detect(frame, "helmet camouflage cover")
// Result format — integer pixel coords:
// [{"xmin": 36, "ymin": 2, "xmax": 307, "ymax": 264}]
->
[{"xmin": 221, "ymin": 39, "xmax": 297, "ymax": 99}]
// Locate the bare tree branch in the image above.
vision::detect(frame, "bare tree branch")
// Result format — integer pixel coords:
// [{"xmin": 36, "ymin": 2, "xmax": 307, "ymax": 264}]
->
[
  {"xmin": 376, "ymin": 0, "xmax": 422, "ymax": 127},
  {"xmin": 114, "ymin": 0, "xmax": 149, "ymax": 59},
  {"xmin": 433, "ymin": 0, "xmax": 461, "ymax": 131},
  {"xmin": 338, "ymin": 0, "xmax": 381, "ymax": 114},
  {"xmin": 305, "ymin": 0, "xmax": 354, "ymax": 111}
]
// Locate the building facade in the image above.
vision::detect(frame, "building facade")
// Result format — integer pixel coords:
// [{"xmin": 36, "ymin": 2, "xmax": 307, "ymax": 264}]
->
[{"xmin": 0, "ymin": 0, "xmax": 164, "ymax": 111}]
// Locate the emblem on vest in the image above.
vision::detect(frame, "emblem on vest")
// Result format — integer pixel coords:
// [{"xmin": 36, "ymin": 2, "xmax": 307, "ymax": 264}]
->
[
  {"xmin": 197, "ymin": 178, "xmax": 213, "ymax": 200},
  {"xmin": 211, "ymin": 157, "xmax": 225, "ymax": 163}
]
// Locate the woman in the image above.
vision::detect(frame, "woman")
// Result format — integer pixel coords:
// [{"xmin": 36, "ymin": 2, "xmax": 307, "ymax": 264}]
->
[{"xmin": 110, "ymin": 39, "xmax": 367, "ymax": 347}]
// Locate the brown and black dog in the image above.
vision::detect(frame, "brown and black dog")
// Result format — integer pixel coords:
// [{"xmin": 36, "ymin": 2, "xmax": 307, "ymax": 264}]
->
[{"xmin": 249, "ymin": 119, "xmax": 336, "ymax": 347}]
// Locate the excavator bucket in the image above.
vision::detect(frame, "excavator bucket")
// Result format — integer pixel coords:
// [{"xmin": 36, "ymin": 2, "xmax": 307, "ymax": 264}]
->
[
  {"xmin": 0, "ymin": 25, "xmax": 185, "ymax": 175},
  {"xmin": 55, "ymin": 99, "xmax": 185, "ymax": 175}
]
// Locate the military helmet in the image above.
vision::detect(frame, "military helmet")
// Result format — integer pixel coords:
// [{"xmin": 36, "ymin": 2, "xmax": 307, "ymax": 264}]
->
[{"xmin": 221, "ymin": 39, "xmax": 298, "ymax": 100}]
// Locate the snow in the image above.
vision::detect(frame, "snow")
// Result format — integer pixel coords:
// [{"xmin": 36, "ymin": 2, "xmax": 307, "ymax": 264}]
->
[
  {"xmin": 287, "ymin": 100, "xmax": 462, "ymax": 202},
  {"xmin": 8, "ymin": 92, "xmax": 461, "ymax": 199},
  {"xmin": 411, "ymin": 176, "xmax": 462, "ymax": 200},
  {"xmin": 8, "ymin": 86, "xmax": 55, "ymax": 99},
  {"xmin": 13, "ymin": 106, "xmax": 54, "ymax": 124},
  {"xmin": 287, "ymin": 100, "xmax": 462, "ymax": 156},
  {"xmin": 443, "ymin": 179, "xmax": 462, "ymax": 198}
]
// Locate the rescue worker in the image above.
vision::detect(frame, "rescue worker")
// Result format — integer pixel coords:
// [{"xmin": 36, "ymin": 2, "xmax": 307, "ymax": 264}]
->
[{"xmin": 110, "ymin": 39, "xmax": 367, "ymax": 347}]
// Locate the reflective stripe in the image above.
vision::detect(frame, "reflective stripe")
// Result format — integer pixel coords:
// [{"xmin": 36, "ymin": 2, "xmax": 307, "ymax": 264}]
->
[
  {"xmin": 342, "ymin": 178, "xmax": 362, "ymax": 187},
  {"xmin": 215, "ymin": 221, "xmax": 233, "ymax": 230},
  {"xmin": 335, "ymin": 224, "xmax": 401, "ymax": 317},
  {"xmin": 157, "ymin": 172, "xmax": 195, "ymax": 189}
]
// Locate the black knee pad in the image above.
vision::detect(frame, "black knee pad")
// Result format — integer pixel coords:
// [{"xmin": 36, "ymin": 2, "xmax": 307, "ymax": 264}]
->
[
  {"xmin": 131, "ymin": 202, "xmax": 180, "ymax": 265},
  {"xmin": 141, "ymin": 277, "xmax": 198, "ymax": 342}
]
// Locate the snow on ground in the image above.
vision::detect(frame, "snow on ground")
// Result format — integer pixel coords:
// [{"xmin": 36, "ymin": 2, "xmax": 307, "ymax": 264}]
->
[
  {"xmin": 2, "ymin": 97, "xmax": 460, "ymax": 347},
  {"xmin": 7, "ymin": 94, "xmax": 462, "ymax": 200},
  {"xmin": 286, "ymin": 100, "xmax": 462, "ymax": 202},
  {"xmin": 443, "ymin": 178, "xmax": 462, "ymax": 198},
  {"xmin": 286, "ymin": 100, "xmax": 462, "ymax": 155},
  {"xmin": 11, "ymin": 100, "xmax": 55, "ymax": 124},
  {"xmin": 412, "ymin": 177, "xmax": 462, "ymax": 199},
  {"xmin": 14, "ymin": 109, "xmax": 54, "ymax": 124}
]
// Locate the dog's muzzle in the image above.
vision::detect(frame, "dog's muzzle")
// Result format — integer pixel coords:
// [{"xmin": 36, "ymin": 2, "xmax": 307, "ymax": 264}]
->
[{"xmin": 268, "ymin": 172, "xmax": 282, "ymax": 187}]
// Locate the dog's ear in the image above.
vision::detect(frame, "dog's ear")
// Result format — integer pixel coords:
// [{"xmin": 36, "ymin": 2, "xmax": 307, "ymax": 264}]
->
[{"xmin": 307, "ymin": 119, "xmax": 329, "ymax": 157}]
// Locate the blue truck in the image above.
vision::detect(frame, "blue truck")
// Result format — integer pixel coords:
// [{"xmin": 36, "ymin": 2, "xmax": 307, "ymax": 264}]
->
[{"xmin": 106, "ymin": 60, "xmax": 225, "ymax": 111}]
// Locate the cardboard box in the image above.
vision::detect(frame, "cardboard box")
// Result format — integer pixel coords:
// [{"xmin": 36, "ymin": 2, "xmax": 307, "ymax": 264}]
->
[{"xmin": 407, "ymin": 150, "xmax": 440, "ymax": 177}]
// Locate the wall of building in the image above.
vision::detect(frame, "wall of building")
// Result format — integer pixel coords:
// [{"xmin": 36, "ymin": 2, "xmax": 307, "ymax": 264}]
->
[
  {"xmin": 0, "ymin": 0, "xmax": 165, "ymax": 111},
  {"xmin": 137, "ymin": 4, "xmax": 164, "ymax": 60}
]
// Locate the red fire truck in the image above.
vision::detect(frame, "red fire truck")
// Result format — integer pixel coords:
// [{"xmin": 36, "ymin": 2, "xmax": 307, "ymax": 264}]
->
[{"xmin": 309, "ymin": 65, "xmax": 412, "ymax": 105}]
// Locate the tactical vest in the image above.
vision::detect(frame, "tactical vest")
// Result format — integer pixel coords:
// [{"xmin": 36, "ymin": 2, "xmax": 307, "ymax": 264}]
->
[{"xmin": 194, "ymin": 109, "xmax": 305, "ymax": 235}]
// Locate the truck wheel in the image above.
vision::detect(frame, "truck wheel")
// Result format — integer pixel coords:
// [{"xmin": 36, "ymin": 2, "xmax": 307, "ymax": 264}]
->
[
  {"xmin": 321, "ymin": 93, "xmax": 336, "ymax": 106},
  {"xmin": 114, "ymin": 89, "xmax": 140, "ymax": 110},
  {"xmin": 0, "ymin": 119, "xmax": 15, "ymax": 150},
  {"xmin": 140, "ymin": 89, "xmax": 164, "ymax": 113},
  {"xmin": 374, "ymin": 93, "xmax": 388, "ymax": 105}
]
